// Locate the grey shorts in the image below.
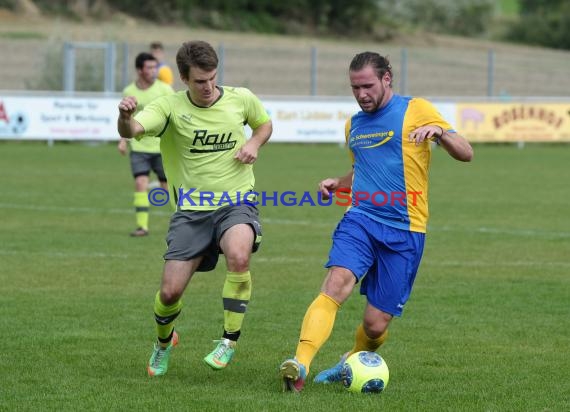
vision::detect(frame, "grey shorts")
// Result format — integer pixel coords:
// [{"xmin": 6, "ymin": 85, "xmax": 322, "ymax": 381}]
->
[
  {"xmin": 163, "ymin": 204, "xmax": 262, "ymax": 272},
  {"xmin": 130, "ymin": 151, "xmax": 167, "ymax": 182}
]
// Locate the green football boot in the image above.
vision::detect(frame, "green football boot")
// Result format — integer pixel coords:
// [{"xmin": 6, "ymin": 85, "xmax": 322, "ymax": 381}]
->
[
  {"xmin": 203, "ymin": 338, "xmax": 236, "ymax": 370},
  {"xmin": 147, "ymin": 331, "xmax": 179, "ymax": 377}
]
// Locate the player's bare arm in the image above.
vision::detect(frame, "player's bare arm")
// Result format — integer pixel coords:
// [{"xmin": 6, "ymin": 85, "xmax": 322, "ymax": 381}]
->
[
  {"xmin": 409, "ymin": 125, "xmax": 473, "ymax": 162},
  {"xmin": 318, "ymin": 170, "xmax": 354, "ymax": 200},
  {"xmin": 117, "ymin": 96, "xmax": 145, "ymax": 138},
  {"xmin": 438, "ymin": 131, "xmax": 473, "ymax": 162},
  {"xmin": 234, "ymin": 120, "xmax": 273, "ymax": 164}
]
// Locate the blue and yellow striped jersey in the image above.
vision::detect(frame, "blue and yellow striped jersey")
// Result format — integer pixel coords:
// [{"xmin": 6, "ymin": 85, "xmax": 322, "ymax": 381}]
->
[{"xmin": 345, "ymin": 95, "xmax": 453, "ymax": 233}]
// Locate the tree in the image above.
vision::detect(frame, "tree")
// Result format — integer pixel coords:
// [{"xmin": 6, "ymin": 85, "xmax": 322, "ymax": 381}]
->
[{"xmin": 506, "ymin": 0, "xmax": 570, "ymax": 49}]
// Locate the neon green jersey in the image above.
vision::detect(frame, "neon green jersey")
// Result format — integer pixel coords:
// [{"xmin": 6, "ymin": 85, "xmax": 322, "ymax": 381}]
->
[
  {"xmin": 134, "ymin": 87, "xmax": 271, "ymax": 210},
  {"xmin": 123, "ymin": 80, "xmax": 174, "ymax": 153}
]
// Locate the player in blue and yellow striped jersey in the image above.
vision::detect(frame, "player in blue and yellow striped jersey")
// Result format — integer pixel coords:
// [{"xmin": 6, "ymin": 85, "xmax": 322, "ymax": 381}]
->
[
  {"xmin": 280, "ymin": 52, "xmax": 473, "ymax": 392},
  {"xmin": 150, "ymin": 41, "xmax": 174, "ymax": 86},
  {"xmin": 118, "ymin": 40, "xmax": 272, "ymax": 377}
]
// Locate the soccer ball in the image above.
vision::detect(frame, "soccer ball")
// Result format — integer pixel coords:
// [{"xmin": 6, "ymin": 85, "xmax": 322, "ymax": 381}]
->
[{"xmin": 341, "ymin": 351, "xmax": 389, "ymax": 394}]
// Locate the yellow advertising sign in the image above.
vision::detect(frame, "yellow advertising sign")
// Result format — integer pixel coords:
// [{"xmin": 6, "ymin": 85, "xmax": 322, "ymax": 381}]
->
[{"xmin": 456, "ymin": 103, "xmax": 570, "ymax": 142}]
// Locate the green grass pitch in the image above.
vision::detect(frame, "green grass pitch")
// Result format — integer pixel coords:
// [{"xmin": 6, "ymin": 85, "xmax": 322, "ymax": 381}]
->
[{"xmin": 1, "ymin": 141, "xmax": 568, "ymax": 411}]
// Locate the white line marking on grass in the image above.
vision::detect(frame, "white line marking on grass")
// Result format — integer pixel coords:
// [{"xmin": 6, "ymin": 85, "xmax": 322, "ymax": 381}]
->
[
  {"xmin": 433, "ymin": 225, "xmax": 570, "ymax": 239},
  {"xmin": 0, "ymin": 204, "xmax": 335, "ymax": 226},
  {"xmin": 0, "ymin": 249, "xmax": 323, "ymax": 263},
  {"xmin": 257, "ymin": 257, "xmax": 570, "ymax": 268},
  {"xmin": 255, "ymin": 256, "xmax": 325, "ymax": 263},
  {"xmin": 423, "ymin": 259, "xmax": 570, "ymax": 268},
  {"xmin": 1, "ymin": 249, "xmax": 567, "ymax": 268},
  {"xmin": 0, "ymin": 202, "xmax": 172, "ymax": 216},
  {"xmin": 263, "ymin": 217, "xmax": 333, "ymax": 228},
  {"xmin": 0, "ymin": 203, "xmax": 128, "ymax": 214},
  {"xmin": 0, "ymin": 250, "xmax": 129, "ymax": 259},
  {"xmin": 1, "ymin": 203, "xmax": 569, "ymax": 238}
]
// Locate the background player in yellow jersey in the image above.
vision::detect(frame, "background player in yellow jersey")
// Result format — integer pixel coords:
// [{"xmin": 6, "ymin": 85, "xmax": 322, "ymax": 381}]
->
[
  {"xmin": 117, "ymin": 53, "xmax": 174, "ymax": 237},
  {"xmin": 150, "ymin": 41, "xmax": 174, "ymax": 86},
  {"xmin": 280, "ymin": 52, "xmax": 473, "ymax": 392},
  {"xmin": 117, "ymin": 52, "xmax": 174, "ymax": 237},
  {"xmin": 117, "ymin": 40, "xmax": 272, "ymax": 376}
]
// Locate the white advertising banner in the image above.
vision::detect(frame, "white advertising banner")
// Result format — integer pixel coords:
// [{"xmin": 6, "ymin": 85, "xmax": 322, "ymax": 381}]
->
[
  {"xmin": 435, "ymin": 102, "xmax": 456, "ymax": 128},
  {"xmin": 0, "ymin": 95, "xmax": 120, "ymax": 140},
  {"xmin": 261, "ymin": 100, "xmax": 457, "ymax": 143},
  {"xmin": 261, "ymin": 99, "xmax": 360, "ymax": 143},
  {"xmin": 0, "ymin": 93, "xmax": 457, "ymax": 143}
]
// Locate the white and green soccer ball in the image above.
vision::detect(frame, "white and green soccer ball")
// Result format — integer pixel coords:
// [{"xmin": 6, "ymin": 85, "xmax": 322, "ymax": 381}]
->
[{"xmin": 341, "ymin": 351, "xmax": 389, "ymax": 394}]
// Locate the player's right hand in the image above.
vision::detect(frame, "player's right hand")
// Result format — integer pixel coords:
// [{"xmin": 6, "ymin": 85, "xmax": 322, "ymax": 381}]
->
[
  {"xmin": 118, "ymin": 96, "xmax": 138, "ymax": 117},
  {"xmin": 318, "ymin": 178, "xmax": 340, "ymax": 200}
]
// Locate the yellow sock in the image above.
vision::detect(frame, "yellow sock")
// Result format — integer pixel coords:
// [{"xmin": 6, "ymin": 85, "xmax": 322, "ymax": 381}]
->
[
  {"xmin": 296, "ymin": 293, "xmax": 340, "ymax": 373},
  {"xmin": 349, "ymin": 323, "xmax": 388, "ymax": 356},
  {"xmin": 153, "ymin": 291, "xmax": 182, "ymax": 346},
  {"xmin": 222, "ymin": 271, "xmax": 251, "ymax": 334},
  {"xmin": 134, "ymin": 191, "xmax": 149, "ymax": 230}
]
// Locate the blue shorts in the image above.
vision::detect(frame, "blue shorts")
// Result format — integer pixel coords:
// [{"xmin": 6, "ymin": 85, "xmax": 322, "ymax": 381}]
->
[{"xmin": 325, "ymin": 211, "xmax": 425, "ymax": 316}]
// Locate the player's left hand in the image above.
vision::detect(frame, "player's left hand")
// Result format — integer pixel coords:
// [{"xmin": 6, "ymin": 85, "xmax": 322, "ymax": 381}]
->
[
  {"xmin": 409, "ymin": 125, "xmax": 444, "ymax": 145},
  {"xmin": 117, "ymin": 138, "xmax": 128, "ymax": 156},
  {"xmin": 234, "ymin": 140, "xmax": 260, "ymax": 164}
]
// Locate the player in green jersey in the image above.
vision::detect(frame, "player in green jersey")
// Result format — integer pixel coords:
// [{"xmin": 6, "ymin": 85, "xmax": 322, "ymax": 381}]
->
[
  {"xmin": 117, "ymin": 52, "xmax": 174, "ymax": 237},
  {"xmin": 117, "ymin": 40, "xmax": 272, "ymax": 376}
]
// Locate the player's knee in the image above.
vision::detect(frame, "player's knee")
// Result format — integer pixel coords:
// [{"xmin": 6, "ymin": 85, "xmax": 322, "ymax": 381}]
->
[
  {"xmin": 322, "ymin": 267, "xmax": 356, "ymax": 301},
  {"xmin": 225, "ymin": 252, "xmax": 251, "ymax": 272},
  {"xmin": 160, "ymin": 289, "xmax": 182, "ymax": 305},
  {"xmin": 363, "ymin": 316, "xmax": 390, "ymax": 338}
]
